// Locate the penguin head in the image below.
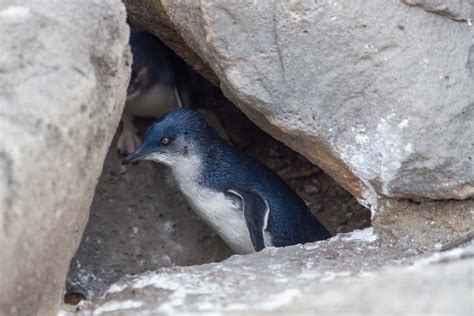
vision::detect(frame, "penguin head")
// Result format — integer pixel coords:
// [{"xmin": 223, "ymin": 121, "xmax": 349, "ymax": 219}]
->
[
  {"xmin": 127, "ymin": 32, "xmax": 155, "ymax": 98},
  {"xmin": 127, "ymin": 31, "xmax": 175, "ymax": 100},
  {"xmin": 122, "ymin": 109, "xmax": 220, "ymax": 166}
]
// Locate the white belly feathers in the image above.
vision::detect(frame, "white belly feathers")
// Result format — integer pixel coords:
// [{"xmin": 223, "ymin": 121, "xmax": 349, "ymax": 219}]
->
[
  {"xmin": 125, "ymin": 84, "xmax": 178, "ymax": 118},
  {"xmin": 170, "ymin": 154, "xmax": 255, "ymax": 254},
  {"xmin": 183, "ymin": 186, "xmax": 255, "ymax": 254}
]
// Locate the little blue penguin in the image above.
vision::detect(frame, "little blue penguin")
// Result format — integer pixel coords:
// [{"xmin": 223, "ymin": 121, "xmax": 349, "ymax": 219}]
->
[
  {"xmin": 118, "ymin": 30, "xmax": 184, "ymax": 156},
  {"xmin": 123, "ymin": 109, "xmax": 331, "ymax": 253}
]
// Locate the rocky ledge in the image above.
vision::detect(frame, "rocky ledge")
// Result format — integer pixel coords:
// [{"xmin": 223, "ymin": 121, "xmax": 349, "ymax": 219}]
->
[{"xmin": 71, "ymin": 229, "xmax": 473, "ymax": 315}]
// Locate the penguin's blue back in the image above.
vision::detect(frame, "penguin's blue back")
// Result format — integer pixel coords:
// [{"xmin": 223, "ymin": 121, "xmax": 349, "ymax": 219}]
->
[{"xmin": 201, "ymin": 140, "xmax": 331, "ymax": 247}]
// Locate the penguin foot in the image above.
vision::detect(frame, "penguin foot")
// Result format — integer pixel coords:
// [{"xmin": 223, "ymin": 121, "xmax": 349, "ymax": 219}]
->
[{"xmin": 117, "ymin": 126, "xmax": 142, "ymax": 158}]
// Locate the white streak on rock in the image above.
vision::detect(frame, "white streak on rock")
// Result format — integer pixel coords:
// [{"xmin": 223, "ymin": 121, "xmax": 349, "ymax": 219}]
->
[
  {"xmin": 93, "ymin": 300, "xmax": 144, "ymax": 315},
  {"xmin": 341, "ymin": 227, "xmax": 378, "ymax": 243},
  {"xmin": 320, "ymin": 271, "xmax": 352, "ymax": 282},
  {"xmin": 0, "ymin": 6, "xmax": 30, "ymax": 19},
  {"xmin": 106, "ymin": 283, "xmax": 127, "ymax": 294},
  {"xmin": 250, "ymin": 289, "xmax": 301, "ymax": 311},
  {"xmin": 398, "ymin": 119, "xmax": 409, "ymax": 128},
  {"xmin": 408, "ymin": 247, "xmax": 470, "ymax": 270}
]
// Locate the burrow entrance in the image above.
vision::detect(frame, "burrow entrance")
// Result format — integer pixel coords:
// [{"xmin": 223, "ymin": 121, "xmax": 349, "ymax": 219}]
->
[{"xmin": 64, "ymin": 31, "xmax": 370, "ymax": 304}]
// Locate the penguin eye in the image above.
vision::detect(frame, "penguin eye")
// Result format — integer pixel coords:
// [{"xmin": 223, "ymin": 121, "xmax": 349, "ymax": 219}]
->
[{"xmin": 160, "ymin": 137, "xmax": 170, "ymax": 146}]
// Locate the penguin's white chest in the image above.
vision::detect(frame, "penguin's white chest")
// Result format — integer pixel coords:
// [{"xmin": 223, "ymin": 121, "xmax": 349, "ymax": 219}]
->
[
  {"xmin": 125, "ymin": 84, "xmax": 178, "ymax": 117},
  {"xmin": 180, "ymin": 183, "xmax": 255, "ymax": 254},
  {"xmin": 168, "ymin": 155, "xmax": 255, "ymax": 254},
  {"xmin": 145, "ymin": 152, "xmax": 255, "ymax": 254}
]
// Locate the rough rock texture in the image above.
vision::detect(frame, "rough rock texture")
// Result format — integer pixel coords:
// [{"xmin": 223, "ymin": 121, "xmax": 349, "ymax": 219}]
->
[
  {"xmin": 279, "ymin": 254, "xmax": 473, "ymax": 315},
  {"xmin": 0, "ymin": 1, "xmax": 130, "ymax": 315},
  {"xmin": 373, "ymin": 198, "xmax": 474, "ymax": 251},
  {"xmin": 125, "ymin": 0, "xmax": 474, "ymax": 210},
  {"xmin": 67, "ymin": 96, "xmax": 369, "ymax": 300},
  {"xmin": 74, "ymin": 230, "xmax": 473, "ymax": 315},
  {"xmin": 402, "ymin": 0, "xmax": 473, "ymax": 22}
]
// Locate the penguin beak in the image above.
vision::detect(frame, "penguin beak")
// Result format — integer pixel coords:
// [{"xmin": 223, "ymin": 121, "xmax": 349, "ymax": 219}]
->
[{"xmin": 122, "ymin": 147, "xmax": 149, "ymax": 165}]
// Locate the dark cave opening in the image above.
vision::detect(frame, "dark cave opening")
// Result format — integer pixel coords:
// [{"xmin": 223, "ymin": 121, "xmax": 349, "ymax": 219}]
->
[{"xmin": 64, "ymin": 29, "xmax": 370, "ymax": 304}]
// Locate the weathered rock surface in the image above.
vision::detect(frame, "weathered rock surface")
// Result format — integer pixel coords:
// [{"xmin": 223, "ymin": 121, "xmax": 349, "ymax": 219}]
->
[
  {"xmin": 0, "ymin": 1, "xmax": 130, "ymax": 315},
  {"xmin": 75, "ymin": 230, "xmax": 473, "ymax": 315},
  {"xmin": 402, "ymin": 0, "xmax": 473, "ymax": 22},
  {"xmin": 125, "ymin": 0, "xmax": 474, "ymax": 210},
  {"xmin": 373, "ymin": 198, "xmax": 474, "ymax": 251}
]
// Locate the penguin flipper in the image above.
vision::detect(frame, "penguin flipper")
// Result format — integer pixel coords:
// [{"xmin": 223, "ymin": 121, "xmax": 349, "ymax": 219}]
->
[{"xmin": 226, "ymin": 188, "xmax": 269, "ymax": 252}]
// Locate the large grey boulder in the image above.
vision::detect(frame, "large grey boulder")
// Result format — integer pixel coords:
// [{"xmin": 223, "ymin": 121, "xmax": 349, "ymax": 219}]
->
[
  {"xmin": 0, "ymin": 1, "xmax": 130, "ymax": 315},
  {"xmin": 126, "ymin": 0, "xmax": 474, "ymax": 209},
  {"xmin": 77, "ymin": 231, "xmax": 473, "ymax": 315}
]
